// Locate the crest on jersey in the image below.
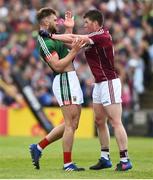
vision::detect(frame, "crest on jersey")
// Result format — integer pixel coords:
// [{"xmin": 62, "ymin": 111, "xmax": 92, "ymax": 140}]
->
[{"xmin": 73, "ymin": 96, "xmax": 77, "ymax": 102}]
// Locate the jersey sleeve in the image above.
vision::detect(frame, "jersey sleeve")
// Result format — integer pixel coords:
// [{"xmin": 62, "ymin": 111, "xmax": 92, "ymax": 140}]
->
[
  {"xmin": 38, "ymin": 35, "xmax": 57, "ymax": 62},
  {"xmin": 88, "ymin": 30, "xmax": 111, "ymax": 47}
]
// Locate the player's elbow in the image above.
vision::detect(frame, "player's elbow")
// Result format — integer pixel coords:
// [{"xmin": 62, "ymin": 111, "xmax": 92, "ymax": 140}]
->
[
  {"xmin": 52, "ymin": 63, "xmax": 64, "ymax": 73},
  {"xmin": 48, "ymin": 56, "xmax": 64, "ymax": 72}
]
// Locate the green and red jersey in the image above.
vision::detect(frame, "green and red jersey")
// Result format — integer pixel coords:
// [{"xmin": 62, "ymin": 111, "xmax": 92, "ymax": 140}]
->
[{"xmin": 37, "ymin": 35, "xmax": 69, "ymax": 72}]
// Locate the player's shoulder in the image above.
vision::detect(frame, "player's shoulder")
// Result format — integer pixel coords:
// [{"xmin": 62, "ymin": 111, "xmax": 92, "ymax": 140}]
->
[
  {"xmin": 38, "ymin": 35, "xmax": 57, "ymax": 48},
  {"xmin": 89, "ymin": 27, "xmax": 110, "ymax": 38},
  {"xmin": 88, "ymin": 29, "xmax": 104, "ymax": 38},
  {"xmin": 101, "ymin": 27, "xmax": 111, "ymax": 37}
]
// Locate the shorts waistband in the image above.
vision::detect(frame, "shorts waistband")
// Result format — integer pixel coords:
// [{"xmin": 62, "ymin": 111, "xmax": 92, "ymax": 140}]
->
[
  {"xmin": 55, "ymin": 70, "xmax": 76, "ymax": 76},
  {"xmin": 95, "ymin": 78, "xmax": 120, "ymax": 83}
]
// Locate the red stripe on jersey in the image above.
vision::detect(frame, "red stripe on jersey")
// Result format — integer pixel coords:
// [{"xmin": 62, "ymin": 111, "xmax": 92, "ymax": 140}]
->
[
  {"xmin": 108, "ymin": 80, "xmax": 115, "ymax": 104},
  {"xmin": 45, "ymin": 55, "xmax": 52, "ymax": 62},
  {"xmin": 0, "ymin": 107, "xmax": 8, "ymax": 135},
  {"xmin": 51, "ymin": 51, "xmax": 57, "ymax": 56},
  {"xmin": 45, "ymin": 51, "xmax": 57, "ymax": 62}
]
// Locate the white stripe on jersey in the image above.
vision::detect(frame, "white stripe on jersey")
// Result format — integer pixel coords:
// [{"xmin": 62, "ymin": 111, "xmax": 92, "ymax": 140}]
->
[
  {"xmin": 88, "ymin": 29, "xmax": 104, "ymax": 37},
  {"xmin": 38, "ymin": 35, "xmax": 52, "ymax": 59}
]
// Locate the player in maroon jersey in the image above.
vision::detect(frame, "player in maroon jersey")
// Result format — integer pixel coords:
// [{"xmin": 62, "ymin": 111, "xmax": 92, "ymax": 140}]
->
[{"xmin": 48, "ymin": 9, "xmax": 132, "ymax": 171}]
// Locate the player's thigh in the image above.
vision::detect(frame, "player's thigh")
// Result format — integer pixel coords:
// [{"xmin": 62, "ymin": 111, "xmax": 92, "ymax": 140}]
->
[
  {"xmin": 104, "ymin": 103, "xmax": 122, "ymax": 123},
  {"xmin": 61, "ymin": 104, "xmax": 81, "ymax": 127},
  {"xmin": 93, "ymin": 103, "xmax": 107, "ymax": 123}
]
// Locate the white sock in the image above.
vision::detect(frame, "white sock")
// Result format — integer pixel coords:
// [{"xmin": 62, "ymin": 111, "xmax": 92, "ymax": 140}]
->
[
  {"xmin": 37, "ymin": 144, "xmax": 42, "ymax": 152},
  {"xmin": 120, "ymin": 150, "xmax": 128, "ymax": 162},
  {"xmin": 120, "ymin": 157, "xmax": 128, "ymax": 162},
  {"xmin": 64, "ymin": 162, "xmax": 73, "ymax": 168},
  {"xmin": 101, "ymin": 151, "xmax": 109, "ymax": 160}
]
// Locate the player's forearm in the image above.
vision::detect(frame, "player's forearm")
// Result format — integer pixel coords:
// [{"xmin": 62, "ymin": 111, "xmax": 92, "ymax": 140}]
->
[
  {"xmin": 52, "ymin": 34, "xmax": 74, "ymax": 43},
  {"xmin": 52, "ymin": 49, "xmax": 77, "ymax": 72},
  {"xmin": 52, "ymin": 34, "xmax": 90, "ymax": 44}
]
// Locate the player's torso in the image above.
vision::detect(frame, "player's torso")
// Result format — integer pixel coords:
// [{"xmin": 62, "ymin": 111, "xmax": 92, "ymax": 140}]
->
[
  {"xmin": 38, "ymin": 37, "xmax": 74, "ymax": 73},
  {"xmin": 38, "ymin": 37, "xmax": 68, "ymax": 58},
  {"xmin": 85, "ymin": 29, "xmax": 118, "ymax": 82}
]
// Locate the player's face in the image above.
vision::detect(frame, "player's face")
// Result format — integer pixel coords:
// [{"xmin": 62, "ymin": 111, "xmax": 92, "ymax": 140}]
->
[
  {"xmin": 48, "ymin": 14, "xmax": 58, "ymax": 33},
  {"xmin": 84, "ymin": 18, "xmax": 95, "ymax": 33}
]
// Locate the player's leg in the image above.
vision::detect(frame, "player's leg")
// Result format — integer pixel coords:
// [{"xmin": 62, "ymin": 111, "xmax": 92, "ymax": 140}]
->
[
  {"xmin": 29, "ymin": 122, "xmax": 65, "ymax": 169},
  {"xmin": 94, "ymin": 104, "xmax": 110, "ymax": 152},
  {"xmin": 104, "ymin": 103, "xmax": 132, "ymax": 171},
  {"xmin": 89, "ymin": 103, "xmax": 112, "ymax": 170},
  {"xmin": 61, "ymin": 104, "xmax": 85, "ymax": 171},
  {"xmin": 58, "ymin": 71, "xmax": 84, "ymax": 171},
  {"xmin": 45, "ymin": 123, "xmax": 64, "ymax": 144},
  {"xmin": 103, "ymin": 78, "xmax": 132, "ymax": 171},
  {"xmin": 105, "ymin": 103, "xmax": 127, "ymax": 150},
  {"xmin": 29, "ymin": 74, "xmax": 65, "ymax": 169},
  {"xmin": 29, "ymin": 71, "xmax": 84, "ymax": 171}
]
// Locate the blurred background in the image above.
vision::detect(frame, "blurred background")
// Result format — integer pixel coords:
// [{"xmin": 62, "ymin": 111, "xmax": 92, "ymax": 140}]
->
[{"xmin": 0, "ymin": 0, "xmax": 153, "ymax": 137}]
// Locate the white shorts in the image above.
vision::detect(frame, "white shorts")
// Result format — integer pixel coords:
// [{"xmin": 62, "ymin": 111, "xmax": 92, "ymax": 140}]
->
[
  {"xmin": 52, "ymin": 71, "xmax": 83, "ymax": 107},
  {"xmin": 93, "ymin": 78, "xmax": 122, "ymax": 106}
]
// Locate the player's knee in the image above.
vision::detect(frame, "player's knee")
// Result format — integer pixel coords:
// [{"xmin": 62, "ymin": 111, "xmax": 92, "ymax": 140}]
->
[
  {"xmin": 65, "ymin": 125, "xmax": 75, "ymax": 133},
  {"xmin": 72, "ymin": 114, "xmax": 80, "ymax": 130},
  {"xmin": 72, "ymin": 118, "xmax": 79, "ymax": 130},
  {"xmin": 73, "ymin": 122, "xmax": 79, "ymax": 130},
  {"xmin": 95, "ymin": 117, "xmax": 105, "ymax": 127},
  {"xmin": 109, "ymin": 118, "xmax": 122, "ymax": 128}
]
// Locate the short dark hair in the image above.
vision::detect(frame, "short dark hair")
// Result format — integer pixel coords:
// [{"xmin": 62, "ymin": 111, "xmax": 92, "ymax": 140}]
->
[
  {"xmin": 83, "ymin": 10, "xmax": 104, "ymax": 26},
  {"xmin": 37, "ymin": 7, "xmax": 56, "ymax": 23}
]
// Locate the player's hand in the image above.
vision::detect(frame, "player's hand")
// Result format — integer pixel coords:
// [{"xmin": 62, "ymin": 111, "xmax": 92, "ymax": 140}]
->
[
  {"xmin": 39, "ymin": 30, "xmax": 52, "ymax": 38},
  {"xmin": 64, "ymin": 11, "xmax": 74, "ymax": 28},
  {"xmin": 71, "ymin": 37, "xmax": 85, "ymax": 52}
]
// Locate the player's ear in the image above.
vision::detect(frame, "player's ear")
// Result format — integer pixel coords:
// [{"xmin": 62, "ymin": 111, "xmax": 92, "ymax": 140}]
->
[
  {"xmin": 44, "ymin": 17, "xmax": 50, "ymax": 26},
  {"xmin": 46, "ymin": 20, "xmax": 50, "ymax": 26},
  {"xmin": 94, "ymin": 21, "xmax": 99, "ymax": 26},
  {"xmin": 92, "ymin": 21, "xmax": 98, "ymax": 30}
]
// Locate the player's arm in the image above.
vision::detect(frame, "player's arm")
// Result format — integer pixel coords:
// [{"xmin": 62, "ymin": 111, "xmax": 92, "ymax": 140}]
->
[
  {"xmin": 40, "ymin": 38, "xmax": 85, "ymax": 73},
  {"xmin": 38, "ymin": 30, "xmax": 91, "ymax": 46},
  {"xmin": 52, "ymin": 34, "xmax": 91, "ymax": 44},
  {"xmin": 64, "ymin": 11, "xmax": 74, "ymax": 34},
  {"xmin": 63, "ymin": 11, "xmax": 75, "ymax": 48}
]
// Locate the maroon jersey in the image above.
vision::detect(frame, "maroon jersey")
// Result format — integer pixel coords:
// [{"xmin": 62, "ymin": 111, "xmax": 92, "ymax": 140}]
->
[{"xmin": 84, "ymin": 28, "xmax": 118, "ymax": 83}]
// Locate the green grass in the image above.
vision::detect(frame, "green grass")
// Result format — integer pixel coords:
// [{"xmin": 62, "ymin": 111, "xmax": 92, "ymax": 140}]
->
[{"xmin": 0, "ymin": 136, "xmax": 153, "ymax": 179}]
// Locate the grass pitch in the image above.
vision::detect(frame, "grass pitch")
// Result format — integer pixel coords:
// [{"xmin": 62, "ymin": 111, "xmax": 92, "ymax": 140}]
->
[{"xmin": 0, "ymin": 136, "xmax": 153, "ymax": 179}]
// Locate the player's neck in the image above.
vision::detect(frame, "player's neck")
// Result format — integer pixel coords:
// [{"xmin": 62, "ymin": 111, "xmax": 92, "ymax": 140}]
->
[
  {"xmin": 98, "ymin": 26, "xmax": 103, "ymax": 31},
  {"xmin": 40, "ymin": 25, "xmax": 48, "ymax": 31},
  {"xmin": 95, "ymin": 26, "xmax": 103, "ymax": 32}
]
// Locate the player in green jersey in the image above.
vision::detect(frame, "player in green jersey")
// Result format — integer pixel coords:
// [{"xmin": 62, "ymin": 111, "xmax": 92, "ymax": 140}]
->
[{"xmin": 29, "ymin": 8, "xmax": 85, "ymax": 171}]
